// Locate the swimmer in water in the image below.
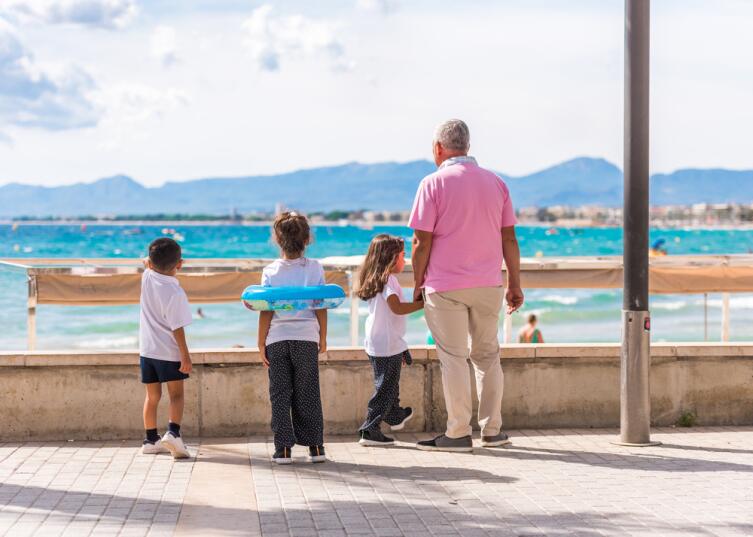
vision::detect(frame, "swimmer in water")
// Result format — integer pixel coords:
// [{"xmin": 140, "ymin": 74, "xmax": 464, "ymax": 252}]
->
[
  {"xmin": 650, "ymin": 238, "xmax": 668, "ymax": 257},
  {"xmin": 196, "ymin": 308, "xmax": 205, "ymax": 319},
  {"xmin": 518, "ymin": 314, "xmax": 544, "ymax": 344}
]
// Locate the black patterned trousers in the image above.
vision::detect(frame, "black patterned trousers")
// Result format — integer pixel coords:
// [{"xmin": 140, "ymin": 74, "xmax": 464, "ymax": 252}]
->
[
  {"xmin": 266, "ymin": 340, "xmax": 324, "ymax": 450},
  {"xmin": 359, "ymin": 351, "xmax": 410, "ymax": 433}
]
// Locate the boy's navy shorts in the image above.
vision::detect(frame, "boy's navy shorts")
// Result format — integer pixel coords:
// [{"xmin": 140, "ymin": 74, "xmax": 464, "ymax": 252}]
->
[{"xmin": 140, "ymin": 356, "xmax": 189, "ymax": 384}]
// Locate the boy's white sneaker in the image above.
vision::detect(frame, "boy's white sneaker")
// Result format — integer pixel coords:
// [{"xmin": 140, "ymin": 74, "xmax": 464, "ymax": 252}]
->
[
  {"xmin": 142, "ymin": 439, "xmax": 169, "ymax": 455},
  {"xmin": 161, "ymin": 432, "xmax": 191, "ymax": 459}
]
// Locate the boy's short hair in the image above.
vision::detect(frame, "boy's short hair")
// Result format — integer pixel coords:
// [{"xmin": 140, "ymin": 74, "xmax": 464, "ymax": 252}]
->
[
  {"xmin": 148, "ymin": 238, "xmax": 182, "ymax": 271},
  {"xmin": 528, "ymin": 314, "xmax": 537, "ymax": 324}
]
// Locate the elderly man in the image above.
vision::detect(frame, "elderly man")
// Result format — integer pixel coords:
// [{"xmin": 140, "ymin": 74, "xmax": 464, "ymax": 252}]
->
[{"xmin": 409, "ymin": 119, "xmax": 524, "ymax": 452}]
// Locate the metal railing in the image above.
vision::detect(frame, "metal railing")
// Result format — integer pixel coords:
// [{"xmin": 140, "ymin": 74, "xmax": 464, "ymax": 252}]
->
[{"xmin": 2, "ymin": 255, "xmax": 751, "ymax": 351}]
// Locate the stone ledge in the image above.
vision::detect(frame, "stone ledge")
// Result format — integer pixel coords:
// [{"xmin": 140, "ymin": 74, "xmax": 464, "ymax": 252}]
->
[
  {"xmin": 3, "ymin": 343, "xmax": 753, "ymax": 367},
  {"xmin": 2, "ymin": 343, "xmax": 753, "ymax": 440}
]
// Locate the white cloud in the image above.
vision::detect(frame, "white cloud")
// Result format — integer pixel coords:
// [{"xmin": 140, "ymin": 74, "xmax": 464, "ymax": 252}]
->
[
  {"xmin": 242, "ymin": 5, "xmax": 354, "ymax": 73},
  {"xmin": 94, "ymin": 83, "xmax": 189, "ymax": 149},
  {"xmin": 0, "ymin": 14, "xmax": 185, "ymax": 142},
  {"xmin": 150, "ymin": 25, "xmax": 178, "ymax": 67},
  {"xmin": 96, "ymin": 84, "xmax": 189, "ymax": 124},
  {"xmin": 357, "ymin": 0, "xmax": 398, "ymax": 14},
  {"xmin": 3, "ymin": 1, "xmax": 753, "ymax": 187},
  {"xmin": 0, "ymin": 17, "xmax": 100, "ymax": 131},
  {"xmin": 1, "ymin": 0, "xmax": 137, "ymax": 29}
]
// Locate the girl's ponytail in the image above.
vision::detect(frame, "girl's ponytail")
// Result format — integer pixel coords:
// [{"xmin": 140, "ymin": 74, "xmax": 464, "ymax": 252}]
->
[{"xmin": 273, "ymin": 211, "xmax": 311, "ymax": 256}]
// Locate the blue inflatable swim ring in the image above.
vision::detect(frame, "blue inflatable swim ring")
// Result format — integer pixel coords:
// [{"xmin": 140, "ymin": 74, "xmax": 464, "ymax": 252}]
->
[{"xmin": 241, "ymin": 284, "xmax": 346, "ymax": 312}]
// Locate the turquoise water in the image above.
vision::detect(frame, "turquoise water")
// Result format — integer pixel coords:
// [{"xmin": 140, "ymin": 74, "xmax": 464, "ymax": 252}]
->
[{"xmin": 2, "ymin": 224, "xmax": 753, "ymax": 350}]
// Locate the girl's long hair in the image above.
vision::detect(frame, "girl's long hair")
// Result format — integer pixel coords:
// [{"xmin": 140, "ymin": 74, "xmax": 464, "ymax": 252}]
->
[{"xmin": 357, "ymin": 234, "xmax": 405, "ymax": 301}]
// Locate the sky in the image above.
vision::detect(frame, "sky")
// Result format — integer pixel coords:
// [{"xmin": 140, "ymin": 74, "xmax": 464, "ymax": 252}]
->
[{"xmin": 0, "ymin": 0, "xmax": 752, "ymax": 187}]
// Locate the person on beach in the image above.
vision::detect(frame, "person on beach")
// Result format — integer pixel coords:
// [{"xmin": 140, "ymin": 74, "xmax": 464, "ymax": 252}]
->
[
  {"xmin": 258, "ymin": 212, "xmax": 328, "ymax": 465},
  {"xmin": 410, "ymin": 119, "xmax": 524, "ymax": 452},
  {"xmin": 356, "ymin": 234, "xmax": 424, "ymax": 446},
  {"xmin": 140, "ymin": 237, "xmax": 192, "ymax": 459},
  {"xmin": 518, "ymin": 314, "xmax": 544, "ymax": 343}
]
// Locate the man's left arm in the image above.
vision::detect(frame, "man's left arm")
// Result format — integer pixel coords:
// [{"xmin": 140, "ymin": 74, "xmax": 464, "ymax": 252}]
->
[{"xmin": 411, "ymin": 230, "xmax": 433, "ymax": 301}]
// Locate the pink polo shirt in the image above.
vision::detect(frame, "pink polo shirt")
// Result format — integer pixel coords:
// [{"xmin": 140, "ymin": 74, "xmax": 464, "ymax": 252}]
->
[{"xmin": 409, "ymin": 157, "xmax": 517, "ymax": 294}]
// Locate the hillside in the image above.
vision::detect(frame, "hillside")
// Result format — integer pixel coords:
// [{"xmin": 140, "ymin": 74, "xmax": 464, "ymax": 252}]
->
[{"xmin": 1, "ymin": 157, "xmax": 752, "ymax": 217}]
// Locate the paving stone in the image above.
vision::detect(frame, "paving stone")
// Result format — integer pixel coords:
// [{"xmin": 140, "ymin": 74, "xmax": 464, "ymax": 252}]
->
[{"xmin": 0, "ymin": 429, "xmax": 751, "ymax": 536}]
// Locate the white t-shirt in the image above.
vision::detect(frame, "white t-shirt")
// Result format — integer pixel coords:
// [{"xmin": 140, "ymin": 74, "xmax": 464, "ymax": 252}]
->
[
  {"xmin": 262, "ymin": 258, "xmax": 325, "ymax": 346},
  {"xmin": 139, "ymin": 269, "xmax": 193, "ymax": 362},
  {"xmin": 364, "ymin": 274, "xmax": 408, "ymax": 357}
]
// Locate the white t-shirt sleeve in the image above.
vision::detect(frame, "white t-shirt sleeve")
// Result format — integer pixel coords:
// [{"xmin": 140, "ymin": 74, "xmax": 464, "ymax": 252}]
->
[
  {"xmin": 382, "ymin": 276, "xmax": 402, "ymax": 301},
  {"xmin": 316, "ymin": 262, "xmax": 325, "ymax": 285},
  {"xmin": 165, "ymin": 289, "xmax": 193, "ymax": 331},
  {"xmin": 261, "ymin": 267, "xmax": 272, "ymax": 286}
]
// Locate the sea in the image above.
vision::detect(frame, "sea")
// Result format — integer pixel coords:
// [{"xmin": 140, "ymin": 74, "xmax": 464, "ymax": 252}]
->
[{"xmin": 1, "ymin": 224, "xmax": 753, "ymax": 351}]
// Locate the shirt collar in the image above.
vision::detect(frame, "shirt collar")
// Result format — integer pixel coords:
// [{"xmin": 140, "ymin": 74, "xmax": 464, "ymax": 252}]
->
[
  {"xmin": 147, "ymin": 268, "xmax": 178, "ymax": 283},
  {"xmin": 438, "ymin": 155, "xmax": 478, "ymax": 170},
  {"xmin": 279, "ymin": 257, "xmax": 306, "ymax": 265}
]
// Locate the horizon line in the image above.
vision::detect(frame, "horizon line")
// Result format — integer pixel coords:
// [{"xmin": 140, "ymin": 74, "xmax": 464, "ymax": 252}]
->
[{"xmin": 3, "ymin": 156, "xmax": 753, "ymax": 189}]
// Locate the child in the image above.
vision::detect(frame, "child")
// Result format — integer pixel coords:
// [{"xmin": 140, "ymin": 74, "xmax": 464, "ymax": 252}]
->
[
  {"xmin": 357, "ymin": 234, "xmax": 424, "ymax": 446},
  {"xmin": 258, "ymin": 212, "xmax": 327, "ymax": 464},
  {"xmin": 139, "ymin": 237, "xmax": 192, "ymax": 459}
]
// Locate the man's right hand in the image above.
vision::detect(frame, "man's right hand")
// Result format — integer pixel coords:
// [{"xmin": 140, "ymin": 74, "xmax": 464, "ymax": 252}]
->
[
  {"xmin": 506, "ymin": 287, "xmax": 524, "ymax": 313},
  {"xmin": 260, "ymin": 347, "xmax": 269, "ymax": 367}
]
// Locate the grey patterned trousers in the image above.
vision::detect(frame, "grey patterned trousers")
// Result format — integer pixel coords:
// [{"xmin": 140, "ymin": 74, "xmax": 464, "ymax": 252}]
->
[
  {"xmin": 266, "ymin": 340, "xmax": 324, "ymax": 450},
  {"xmin": 359, "ymin": 351, "xmax": 410, "ymax": 433}
]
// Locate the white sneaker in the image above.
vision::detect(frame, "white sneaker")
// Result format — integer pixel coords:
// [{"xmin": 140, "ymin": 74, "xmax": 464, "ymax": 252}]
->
[
  {"xmin": 142, "ymin": 439, "xmax": 169, "ymax": 455},
  {"xmin": 161, "ymin": 432, "xmax": 191, "ymax": 459}
]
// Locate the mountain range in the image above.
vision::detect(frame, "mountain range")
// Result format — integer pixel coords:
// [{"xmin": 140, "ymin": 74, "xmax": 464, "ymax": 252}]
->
[{"xmin": 1, "ymin": 157, "xmax": 752, "ymax": 217}]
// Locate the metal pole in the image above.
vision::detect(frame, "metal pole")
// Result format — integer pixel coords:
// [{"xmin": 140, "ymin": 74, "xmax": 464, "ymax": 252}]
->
[
  {"xmin": 721, "ymin": 292, "xmax": 730, "ymax": 342},
  {"xmin": 27, "ymin": 275, "xmax": 37, "ymax": 351},
  {"xmin": 349, "ymin": 270, "xmax": 360, "ymax": 346},
  {"xmin": 704, "ymin": 293, "xmax": 708, "ymax": 341},
  {"xmin": 503, "ymin": 312, "xmax": 513, "ymax": 344},
  {"xmin": 618, "ymin": 0, "xmax": 659, "ymax": 446}
]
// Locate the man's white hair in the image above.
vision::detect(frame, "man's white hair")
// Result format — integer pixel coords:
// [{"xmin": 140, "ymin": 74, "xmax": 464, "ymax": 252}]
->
[{"xmin": 433, "ymin": 119, "xmax": 470, "ymax": 152}]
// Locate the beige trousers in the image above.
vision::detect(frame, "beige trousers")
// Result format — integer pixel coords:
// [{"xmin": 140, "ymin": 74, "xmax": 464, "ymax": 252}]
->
[{"xmin": 424, "ymin": 286, "xmax": 504, "ymax": 439}]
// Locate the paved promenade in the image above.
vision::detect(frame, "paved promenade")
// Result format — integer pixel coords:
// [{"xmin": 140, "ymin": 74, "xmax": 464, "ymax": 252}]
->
[{"xmin": 1, "ymin": 428, "xmax": 752, "ymax": 537}]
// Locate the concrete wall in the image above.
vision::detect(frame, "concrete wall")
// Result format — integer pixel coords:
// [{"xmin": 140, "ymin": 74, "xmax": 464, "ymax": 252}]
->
[{"xmin": 1, "ymin": 344, "xmax": 752, "ymax": 441}]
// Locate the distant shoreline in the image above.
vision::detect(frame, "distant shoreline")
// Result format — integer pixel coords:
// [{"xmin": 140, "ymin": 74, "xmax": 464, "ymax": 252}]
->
[
  {"xmin": 4, "ymin": 219, "xmax": 753, "ymax": 231},
  {"xmin": 0, "ymin": 219, "xmax": 409, "ymax": 228}
]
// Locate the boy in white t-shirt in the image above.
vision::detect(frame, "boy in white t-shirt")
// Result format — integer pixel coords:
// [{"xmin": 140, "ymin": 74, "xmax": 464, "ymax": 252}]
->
[
  {"xmin": 139, "ymin": 237, "xmax": 192, "ymax": 459},
  {"xmin": 356, "ymin": 234, "xmax": 424, "ymax": 446}
]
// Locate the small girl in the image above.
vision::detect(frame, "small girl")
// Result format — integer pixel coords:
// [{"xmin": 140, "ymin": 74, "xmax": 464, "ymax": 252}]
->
[
  {"xmin": 258, "ymin": 212, "xmax": 327, "ymax": 464},
  {"xmin": 357, "ymin": 234, "xmax": 424, "ymax": 446}
]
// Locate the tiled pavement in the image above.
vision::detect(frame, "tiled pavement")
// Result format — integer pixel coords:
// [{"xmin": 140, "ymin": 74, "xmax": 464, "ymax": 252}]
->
[{"xmin": 1, "ymin": 428, "xmax": 752, "ymax": 536}]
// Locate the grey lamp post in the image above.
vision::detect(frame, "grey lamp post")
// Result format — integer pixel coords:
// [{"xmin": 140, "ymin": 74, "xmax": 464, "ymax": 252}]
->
[{"xmin": 618, "ymin": 0, "xmax": 660, "ymax": 446}]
